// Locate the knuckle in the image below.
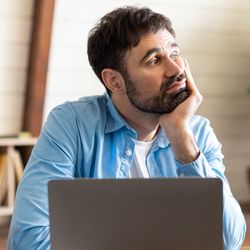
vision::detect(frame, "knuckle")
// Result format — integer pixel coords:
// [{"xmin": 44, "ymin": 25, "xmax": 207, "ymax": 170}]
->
[{"xmin": 195, "ymin": 92, "xmax": 203, "ymax": 105}]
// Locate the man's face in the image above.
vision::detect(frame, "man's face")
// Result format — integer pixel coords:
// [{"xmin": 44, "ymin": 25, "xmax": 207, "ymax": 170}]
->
[{"xmin": 121, "ymin": 29, "xmax": 189, "ymax": 114}]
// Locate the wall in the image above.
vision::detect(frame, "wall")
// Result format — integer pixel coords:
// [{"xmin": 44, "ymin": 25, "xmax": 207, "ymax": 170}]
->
[
  {"xmin": 0, "ymin": 0, "xmax": 34, "ymax": 136},
  {"xmin": 2, "ymin": 0, "xmax": 247, "ymax": 201}
]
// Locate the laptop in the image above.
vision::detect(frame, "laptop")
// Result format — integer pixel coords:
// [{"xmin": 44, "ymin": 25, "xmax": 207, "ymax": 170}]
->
[{"xmin": 48, "ymin": 178, "xmax": 223, "ymax": 250}]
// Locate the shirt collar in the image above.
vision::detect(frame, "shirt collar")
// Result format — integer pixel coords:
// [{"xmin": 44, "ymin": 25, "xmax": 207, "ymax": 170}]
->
[{"xmin": 105, "ymin": 93, "xmax": 128, "ymax": 133}]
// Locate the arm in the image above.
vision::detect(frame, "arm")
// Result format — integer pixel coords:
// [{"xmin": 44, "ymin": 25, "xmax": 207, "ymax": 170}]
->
[
  {"xmin": 8, "ymin": 103, "xmax": 78, "ymax": 250},
  {"xmin": 175, "ymin": 118, "xmax": 246, "ymax": 250},
  {"xmin": 160, "ymin": 60, "xmax": 246, "ymax": 249}
]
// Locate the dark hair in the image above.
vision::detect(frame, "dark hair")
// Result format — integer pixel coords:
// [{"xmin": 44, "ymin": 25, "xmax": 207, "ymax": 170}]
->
[{"xmin": 87, "ymin": 6, "xmax": 175, "ymax": 93}]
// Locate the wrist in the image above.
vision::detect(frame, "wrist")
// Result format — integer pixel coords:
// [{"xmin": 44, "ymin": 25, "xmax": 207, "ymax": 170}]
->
[
  {"xmin": 160, "ymin": 117, "xmax": 189, "ymax": 133},
  {"xmin": 161, "ymin": 123, "xmax": 200, "ymax": 164},
  {"xmin": 176, "ymin": 148, "xmax": 200, "ymax": 164}
]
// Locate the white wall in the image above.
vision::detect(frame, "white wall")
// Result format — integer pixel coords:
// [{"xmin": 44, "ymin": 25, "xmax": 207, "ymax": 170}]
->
[
  {"xmin": 0, "ymin": 0, "xmax": 34, "ymax": 136},
  {"xmin": 0, "ymin": 0, "xmax": 248, "ymax": 201},
  {"xmin": 44, "ymin": 0, "xmax": 250, "ymax": 202}
]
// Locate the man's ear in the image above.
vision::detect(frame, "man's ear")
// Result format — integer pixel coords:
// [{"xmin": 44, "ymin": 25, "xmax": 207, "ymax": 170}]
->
[{"xmin": 101, "ymin": 68, "xmax": 125, "ymax": 94}]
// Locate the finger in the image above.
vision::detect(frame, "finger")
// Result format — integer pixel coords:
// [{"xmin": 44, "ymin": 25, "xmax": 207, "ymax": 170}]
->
[
  {"xmin": 183, "ymin": 58, "xmax": 203, "ymax": 105},
  {"xmin": 183, "ymin": 58, "xmax": 199, "ymax": 92}
]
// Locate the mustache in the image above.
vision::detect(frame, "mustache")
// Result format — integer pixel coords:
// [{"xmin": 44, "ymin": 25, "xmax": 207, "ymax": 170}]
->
[
  {"xmin": 160, "ymin": 71, "xmax": 187, "ymax": 99},
  {"xmin": 161, "ymin": 72, "xmax": 187, "ymax": 91}
]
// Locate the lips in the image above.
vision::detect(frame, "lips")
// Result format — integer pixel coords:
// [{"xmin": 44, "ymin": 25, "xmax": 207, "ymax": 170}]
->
[{"xmin": 165, "ymin": 79, "xmax": 186, "ymax": 94}]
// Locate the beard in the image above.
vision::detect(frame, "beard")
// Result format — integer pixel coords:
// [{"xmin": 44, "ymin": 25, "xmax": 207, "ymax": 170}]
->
[{"xmin": 122, "ymin": 69, "xmax": 190, "ymax": 114}]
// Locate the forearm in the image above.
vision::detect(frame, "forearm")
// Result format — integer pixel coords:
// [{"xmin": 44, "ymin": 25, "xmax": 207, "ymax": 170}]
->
[
  {"xmin": 8, "ymin": 103, "xmax": 77, "ymax": 250},
  {"xmin": 162, "ymin": 121, "xmax": 200, "ymax": 164},
  {"xmin": 8, "ymin": 223, "xmax": 50, "ymax": 250}
]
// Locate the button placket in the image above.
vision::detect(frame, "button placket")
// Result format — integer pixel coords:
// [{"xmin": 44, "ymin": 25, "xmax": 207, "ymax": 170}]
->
[
  {"xmin": 125, "ymin": 149, "xmax": 132, "ymax": 157},
  {"xmin": 118, "ymin": 130, "xmax": 136, "ymax": 178}
]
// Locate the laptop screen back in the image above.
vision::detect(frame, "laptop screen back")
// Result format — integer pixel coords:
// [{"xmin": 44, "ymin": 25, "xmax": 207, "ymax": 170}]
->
[{"xmin": 48, "ymin": 178, "xmax": 223, "ymax": 250}]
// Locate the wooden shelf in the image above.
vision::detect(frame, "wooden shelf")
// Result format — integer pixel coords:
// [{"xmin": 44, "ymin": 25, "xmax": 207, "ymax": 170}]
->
[
  {"xmin": 0, "ymin": 137, "xmax": 37, "ymax": 217},
  {"xmin": 0, "ymin": 206, "xmax": 13, "ymax": 216},
  {"xmin": 0, "ymin": 137, "xmax": 37, "ymax": 147}
]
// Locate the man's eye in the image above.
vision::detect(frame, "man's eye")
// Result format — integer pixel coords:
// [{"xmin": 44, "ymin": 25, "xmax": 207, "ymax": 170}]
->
[
  {"xmin": 147, "ymin": 58, "xmax": 160, "ymax": 65},
  {"xmin": 171, "ymin": 53, "xmax": 179, "ymax": 60}
]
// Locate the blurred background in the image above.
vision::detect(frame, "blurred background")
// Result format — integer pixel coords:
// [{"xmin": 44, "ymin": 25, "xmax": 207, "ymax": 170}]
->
[{"xmin": 0, "ymin": 0, "xmax": 250, "ymax": 247}]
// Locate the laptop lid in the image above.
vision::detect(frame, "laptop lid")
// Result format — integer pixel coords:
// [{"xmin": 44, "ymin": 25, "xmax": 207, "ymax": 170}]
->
[{"xmin": 48, "ymin": 178, "xmax": 223, "ymax": 250}]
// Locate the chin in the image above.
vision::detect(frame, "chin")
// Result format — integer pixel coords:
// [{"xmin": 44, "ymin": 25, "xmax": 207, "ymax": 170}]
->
[{"xmin": 163, "ymin": 88, "xmax": 190, "ymax": 113}]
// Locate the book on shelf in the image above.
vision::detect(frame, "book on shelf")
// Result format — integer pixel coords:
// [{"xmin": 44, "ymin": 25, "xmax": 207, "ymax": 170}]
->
[
  {"xmin": 9, "ymin": 147, "xmax": 23, "ymax": 183},
  {"xmin": 0, "ymin": 153, "xmax": 7, "ymax": 205},
  {"xmin": 0, "ymin": 148, "xmax": 24, "ymax": 208}
]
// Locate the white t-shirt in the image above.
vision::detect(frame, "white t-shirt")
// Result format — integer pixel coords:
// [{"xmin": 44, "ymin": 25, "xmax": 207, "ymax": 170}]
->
[{"xmin": 129, "ymin": 139, "xmax": 155, "ymax": 178}]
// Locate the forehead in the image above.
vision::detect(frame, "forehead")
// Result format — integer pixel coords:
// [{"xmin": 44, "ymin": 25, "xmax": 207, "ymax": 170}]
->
[{"xmin": 126, "ymin": 29, "xmax": 177, "ymax": 61}]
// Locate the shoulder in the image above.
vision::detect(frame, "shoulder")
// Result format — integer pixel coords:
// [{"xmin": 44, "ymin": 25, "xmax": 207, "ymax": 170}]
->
[
  {"xmin": 190, "ymin": 115, "xmax": 215, "ymax": 141},
  {"xmin": 39, "ymin": 94, "xmax": 109, "ymax": 154},
  {"xmin": 48, "ymin": 94, "xmax": 108, "ymax": 121},
  {"xmin": 190, "ymin": 115, "xmax": 221, "ymax": 150},
  {"xmin": 190, "ymin": 115, "xmax": 212, "ymax": 132},
  {"xmin": 42, "ymin": 94, "xmax": 109, "ymax": 137}
]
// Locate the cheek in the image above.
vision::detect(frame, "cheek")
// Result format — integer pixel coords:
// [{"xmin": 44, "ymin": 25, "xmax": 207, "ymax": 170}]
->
[
  {"xmin": 137, "ymin": 76, "xmax": 162, "ymax": 93},
  {"xmin": 128, "ymin": 68, "xmax": 164, "ymax": 93},
  {"xmin": 137, "ymin": 76, "xmax": 163, "ymax": 97},
  {"xmin": 139, "ymin": 69, "xmax": 163, "ymax": 85}
]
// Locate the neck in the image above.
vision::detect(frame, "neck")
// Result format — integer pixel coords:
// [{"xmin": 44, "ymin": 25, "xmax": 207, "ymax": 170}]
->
[
  {"xmin": 112, "ymin": 94, "xmax": 160, "ymax": 141},
  {"xmin": 126, "ymin": 116, "xmax": 159, "ymax": 141}
]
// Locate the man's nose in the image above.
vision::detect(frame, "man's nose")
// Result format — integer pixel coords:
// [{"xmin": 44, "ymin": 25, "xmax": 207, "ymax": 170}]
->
[{"xmin": 163, "ymin": 58, "xmax": 184, "ymax": 78}]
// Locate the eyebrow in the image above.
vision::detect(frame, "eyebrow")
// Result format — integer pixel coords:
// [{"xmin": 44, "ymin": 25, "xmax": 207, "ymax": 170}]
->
[{"xmin": 139, "ymin": 42, "xmax": 179, "ymax": 64}]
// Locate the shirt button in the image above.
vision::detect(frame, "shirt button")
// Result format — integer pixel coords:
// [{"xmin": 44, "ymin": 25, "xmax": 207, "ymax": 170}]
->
[{"xmin": 125, "ymin": 149, "xmax": 132, "ymax": 157}]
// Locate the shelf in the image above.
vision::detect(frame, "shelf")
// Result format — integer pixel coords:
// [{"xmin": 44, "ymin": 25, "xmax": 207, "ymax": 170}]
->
[
  {"xmin": 0, "ymin": 137, "xmax": 37, "ymax": 147},
  {"xmin": 0, "ymin": 137, "xmax": 37, "ymax": 217},
  {"xmin": 0, "ymin": 206, "xmax": 13, "ymax": 216}
]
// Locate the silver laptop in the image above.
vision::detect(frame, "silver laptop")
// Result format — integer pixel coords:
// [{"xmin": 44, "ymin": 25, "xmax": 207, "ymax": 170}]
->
[{"xmin": 48, "ymin": 178, "xmax": 223, "ymax": 250}]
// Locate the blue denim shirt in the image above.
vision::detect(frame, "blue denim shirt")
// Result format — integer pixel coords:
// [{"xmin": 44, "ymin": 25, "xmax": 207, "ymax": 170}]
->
[{"xmin": 8, "ymin": 94, "xmax": 246, "ymax": 250}]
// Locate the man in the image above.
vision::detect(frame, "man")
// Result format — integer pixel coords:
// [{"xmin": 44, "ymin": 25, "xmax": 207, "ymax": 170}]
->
[{"xmin": 8, "ymin": 6, "xmax": 246, "ymax": 250}]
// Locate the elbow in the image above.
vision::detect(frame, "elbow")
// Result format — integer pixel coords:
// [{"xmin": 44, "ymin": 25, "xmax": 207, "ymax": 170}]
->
[
  {"xmin": 7, "ymin": 224, "xmax": 51, "ymax": 250},
  {"xmin": 223, "ymin": 215, "xmax": 247, "ymax": 250}
]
